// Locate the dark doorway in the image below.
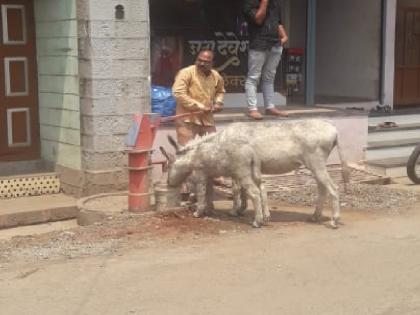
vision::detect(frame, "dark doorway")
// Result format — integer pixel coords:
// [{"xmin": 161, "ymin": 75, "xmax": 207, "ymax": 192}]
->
[{"xmin": 394, "ymin": 4, "xmax": 420, "ymax": 107}]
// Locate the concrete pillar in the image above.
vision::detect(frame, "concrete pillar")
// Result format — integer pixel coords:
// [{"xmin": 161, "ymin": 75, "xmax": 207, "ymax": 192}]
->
[
  {"xmin": 381, "ymin": 0, "xmax": 397, "ymax": 107},
  {"xmin": 77, "ymin": 0, "xmax": 151, "ymax": 195}
]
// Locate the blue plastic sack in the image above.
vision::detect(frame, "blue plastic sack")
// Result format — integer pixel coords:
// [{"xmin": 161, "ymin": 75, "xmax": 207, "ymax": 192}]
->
[{"xmin": 151, "ymin": 85, "xmax": 176, "ymax": 117}]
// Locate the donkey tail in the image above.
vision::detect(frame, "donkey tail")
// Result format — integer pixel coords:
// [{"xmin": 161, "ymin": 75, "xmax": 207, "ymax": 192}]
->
[
  {"xmin": 335, "ymin": 134, "xmax": 350, "ymax": 193},
  {"xmin": 251, "ymin": 155, "xmax": 262, "ymax": 186}
]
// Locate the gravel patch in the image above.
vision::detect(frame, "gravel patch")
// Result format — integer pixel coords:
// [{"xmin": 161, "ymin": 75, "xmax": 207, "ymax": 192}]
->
[
  {"xmin": 0, "ymin": 230, "xmax": 121, "ymax": 263},
  {"xmin": 0, "ymin": 211, "xmax": 247, "ymax": 265},
  {"xmin": 270, "ymin": 183, "xmax": 420, "ymax": 212}
]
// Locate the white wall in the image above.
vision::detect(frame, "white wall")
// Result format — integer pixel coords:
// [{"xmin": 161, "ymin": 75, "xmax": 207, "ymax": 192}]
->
[{"xmin": 316, "ymin": 0, "xmax": 382, "ymax": 101}]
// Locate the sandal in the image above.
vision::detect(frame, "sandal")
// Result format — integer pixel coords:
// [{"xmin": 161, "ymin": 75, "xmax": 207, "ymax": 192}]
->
[
  {"xmin": 247, "ymin": 110, "xmax": 263, "ymax": 120},
  {"xmin": 377, "ymin": 121, "xmax": 398, "ymax": 129},
  {"xmin": 265, "ymin": 108, "xmax": 289, "ymax": 117}
]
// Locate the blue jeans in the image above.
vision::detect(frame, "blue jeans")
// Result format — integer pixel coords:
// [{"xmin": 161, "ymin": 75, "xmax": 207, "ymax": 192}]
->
[{"xmin": 245, "ymin": 45, "xmax": 283, "ymax": 111}]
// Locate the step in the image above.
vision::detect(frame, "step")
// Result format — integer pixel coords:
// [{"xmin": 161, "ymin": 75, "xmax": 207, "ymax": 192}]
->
[
  {"xmin": 0, "ymin": 172, "xmax": 60, "ymax": 199},
  {"xmin": 368, "ymin": 122, "xmax": 420, "ymax": 133},
  {"xmin": 365, "ymin": 145, "xmax": 416, "ymax": 161},
  {"xmin": 369, "ymin": 107, "xmax": 420, "ymax": 117},
  {"xmin": 368, "ymin": 112, "xmax": 420, "ymax": 131},
  {"xmin": 0, "ymin": 194, "xmax": 78, "ymax": 229},
  {"xmin": 367, "ymin": 138, "xmax": 420, "ymax": 150},
  {"xmin": 365, "ymin": 157, "xmax": 409, "ymax": 178},
  {"xmin": 368, "ymin": 113, "xmax": 420, "ymax": 127},
  {"xmin": 368, "ymin": 128, "xmax": 420, "ymax": 143}
]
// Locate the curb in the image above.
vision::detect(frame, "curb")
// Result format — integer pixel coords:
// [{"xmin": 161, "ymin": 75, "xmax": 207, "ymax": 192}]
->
[{"xmin": 0, "ymin": 205, "xmax": 78, "ymax": 230}]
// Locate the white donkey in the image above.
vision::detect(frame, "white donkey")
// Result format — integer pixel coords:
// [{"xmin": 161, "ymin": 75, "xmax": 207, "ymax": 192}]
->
[
  {"xmin": 216, "ymin": 119, "xmax": 350, "ymax": 228},
  {"xmin": 160, "ymin": 134, "xmax": 269, "ymax": 227}
]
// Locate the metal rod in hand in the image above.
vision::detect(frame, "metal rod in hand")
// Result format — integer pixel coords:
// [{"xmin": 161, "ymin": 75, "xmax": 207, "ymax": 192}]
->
[{"xmin": 160, "ymin": 111, "xmax": 208, "ymax": 123}]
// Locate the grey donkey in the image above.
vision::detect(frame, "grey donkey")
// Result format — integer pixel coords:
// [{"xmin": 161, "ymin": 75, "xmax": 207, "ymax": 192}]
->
[
  {"xmin": 160, "ymin": 134, "xmax": 270, "ymax": 228},
  {"xmin": 215, "ymin": 119, "xmax": 350, "ymax": 228}
]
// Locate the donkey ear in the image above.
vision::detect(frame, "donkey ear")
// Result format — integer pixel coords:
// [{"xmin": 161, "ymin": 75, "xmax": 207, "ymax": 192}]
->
[
  {"xmin": 167, "ymin": 135, "xmax": 180, "ymax": 153},
  {"xmin": 159, "ymin": 146, "xmax": 175, "ymax": 162}
]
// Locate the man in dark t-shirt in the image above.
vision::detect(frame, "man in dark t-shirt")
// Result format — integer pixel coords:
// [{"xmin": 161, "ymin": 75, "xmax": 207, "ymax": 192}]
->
[{"xmin": 243, "ymin": 0, "xmax": 289, "ymax": 120}]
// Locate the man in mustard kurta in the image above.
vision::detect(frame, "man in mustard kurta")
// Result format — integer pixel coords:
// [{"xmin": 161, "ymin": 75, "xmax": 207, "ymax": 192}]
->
[{"xmin": 172, "ymin": 49, "xmax": 225, "ymax": 145}]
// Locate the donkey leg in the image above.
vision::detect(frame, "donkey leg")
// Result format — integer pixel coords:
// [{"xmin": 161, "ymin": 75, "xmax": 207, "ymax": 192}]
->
[
  {"xmin": 311, "ymin": 183, "xmax": 327, "ymax": 222},
  {"xmin": 229, "ymin": 180, "xmax": 242, "ymax": 217},
  {"xmin": 239, "ymin": 187, "xmax": 248, "ymax": 214},
  {"xmin": 260, "ymin": 183, "xmax": 271, "ymax": 223},
  {"xmin": 193, "ymin": 180, "xmax": 207, "ymax": 218},
  {"xmin": 241, "ymin": 180, "xmax": 263, "ymax": 228},
  {"xmin": 306, "ymin": 157, "xmax": 340, "ymax": 228},
  {"xmin": 314, "ymin": 169, "xmax": 341, "ymax": 228},
  {"xmin": 326, "ymin": 178, "xmax": 341, "ymax": 228},
  {"xmin": 205, "ymin": 178, "xmax": 215, "ymax": 215}
]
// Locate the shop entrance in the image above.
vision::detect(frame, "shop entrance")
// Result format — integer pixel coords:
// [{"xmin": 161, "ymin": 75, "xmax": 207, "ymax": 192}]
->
[
  {"xmin": 314, "ymin": 0, "xmax": 382, "ymax": 105},
  {"xmin": 150, "ymin": 0, "xmax": 307, "ymax": 108}
]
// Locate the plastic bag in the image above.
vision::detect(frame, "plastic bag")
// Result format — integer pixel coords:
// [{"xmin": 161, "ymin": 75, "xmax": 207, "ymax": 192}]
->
[{"xmin": 151, "ymin": 85, "xmax": 176, "ymax": 117}]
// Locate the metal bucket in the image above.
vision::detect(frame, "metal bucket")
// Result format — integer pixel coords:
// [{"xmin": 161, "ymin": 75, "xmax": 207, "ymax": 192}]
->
[{"xmin": 154, "ymin": 182, "xmax": 181, "ymax": 212}]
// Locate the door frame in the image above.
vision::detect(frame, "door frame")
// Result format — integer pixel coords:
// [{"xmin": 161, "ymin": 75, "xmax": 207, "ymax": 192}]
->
[
  {"xmin": 0, "ymin": 0, "xmax": 39, "ymax": 162},
  {"xmin": 393, "ymin": 4, "xmax": 420, "ymax": 107}
]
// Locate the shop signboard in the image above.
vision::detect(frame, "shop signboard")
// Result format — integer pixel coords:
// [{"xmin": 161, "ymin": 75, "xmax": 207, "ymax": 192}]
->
[{"xmin": 150, "ymin": 0, "xmax": 282, "ymax": 93}]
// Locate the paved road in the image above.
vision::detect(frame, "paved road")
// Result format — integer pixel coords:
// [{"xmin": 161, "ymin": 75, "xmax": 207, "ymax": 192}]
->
[{"xmin": 1, "ymin": 202, "xmax": 420, "ymax": 315}]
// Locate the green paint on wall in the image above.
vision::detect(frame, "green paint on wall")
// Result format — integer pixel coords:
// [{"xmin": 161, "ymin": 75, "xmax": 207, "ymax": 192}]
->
[{"xmin": 35, "ymin": 0, "xmax": 81, "ymax": 170}]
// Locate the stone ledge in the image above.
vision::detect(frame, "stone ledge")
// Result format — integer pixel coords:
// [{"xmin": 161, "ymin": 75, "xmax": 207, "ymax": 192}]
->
[{"xmin": 0, "ymin": 194, "xmax": 78, "ymax": 230}]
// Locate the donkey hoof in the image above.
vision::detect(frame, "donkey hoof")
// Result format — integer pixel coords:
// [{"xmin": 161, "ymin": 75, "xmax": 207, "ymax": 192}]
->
[
  {"xmin": 263, "ymin": 215, "xmax": 271, "ymax": 223},
  {"xmin": 252, "ymin": 221, "xmax": 262, "ymax": 228},
  {"xmin": 193, "ymin": 211, "xmax": 203, "ymax": 218},
  {"xmin": 329, "ymin": 220, "xmax": 339, "ymax": 229}
]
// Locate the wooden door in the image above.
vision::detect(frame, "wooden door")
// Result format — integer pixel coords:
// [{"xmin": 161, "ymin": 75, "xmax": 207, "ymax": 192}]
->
[
  {"xmin": 394, "ymin": 6, "xmax": 420, "ymax": 107},
  {"xmin": 0, "ymin": 0, "xmax": 39, "ymax": 161}
]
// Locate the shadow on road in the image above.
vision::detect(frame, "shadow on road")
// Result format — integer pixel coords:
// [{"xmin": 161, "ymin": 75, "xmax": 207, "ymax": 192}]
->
[{"xmin": 207, "ymin": 207, "xmax": 331, "ymax": 227}]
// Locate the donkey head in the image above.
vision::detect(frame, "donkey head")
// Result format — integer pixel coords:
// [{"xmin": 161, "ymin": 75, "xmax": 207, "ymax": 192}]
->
[{"xmin": 159, "ymin": 135, "xmax": 193, "ymax": 187}]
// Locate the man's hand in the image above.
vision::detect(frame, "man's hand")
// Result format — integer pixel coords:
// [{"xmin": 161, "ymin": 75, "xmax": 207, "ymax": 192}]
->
[
  {"xmin": 278, "ymin": 25, "xmax": 288, "ymax": 46},
  {"xmin": 280, "ymin": 35, "xmax": 288, "ymax": 45},
  {"xmin": 213, "ymin": 102, "xmax": 223, "ymax": 113},
  {"xmin": 196, "ymin": 102, "xmax": 211, "ymax": 112},
  {"xmin": 254, "ymin": 0, "xmax": 269, "ymax": 25}
]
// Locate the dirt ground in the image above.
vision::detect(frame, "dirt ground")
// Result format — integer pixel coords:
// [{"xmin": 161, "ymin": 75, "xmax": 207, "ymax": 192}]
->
[{"xmin": 1, "ymin": 183, "xmax": 420, "ymax": 314}]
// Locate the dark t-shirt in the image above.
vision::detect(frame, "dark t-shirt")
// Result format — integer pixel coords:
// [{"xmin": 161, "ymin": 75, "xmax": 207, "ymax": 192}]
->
[{"xmin": 243, "ymin": 0, "xmax": 282, "ymax": 50}]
